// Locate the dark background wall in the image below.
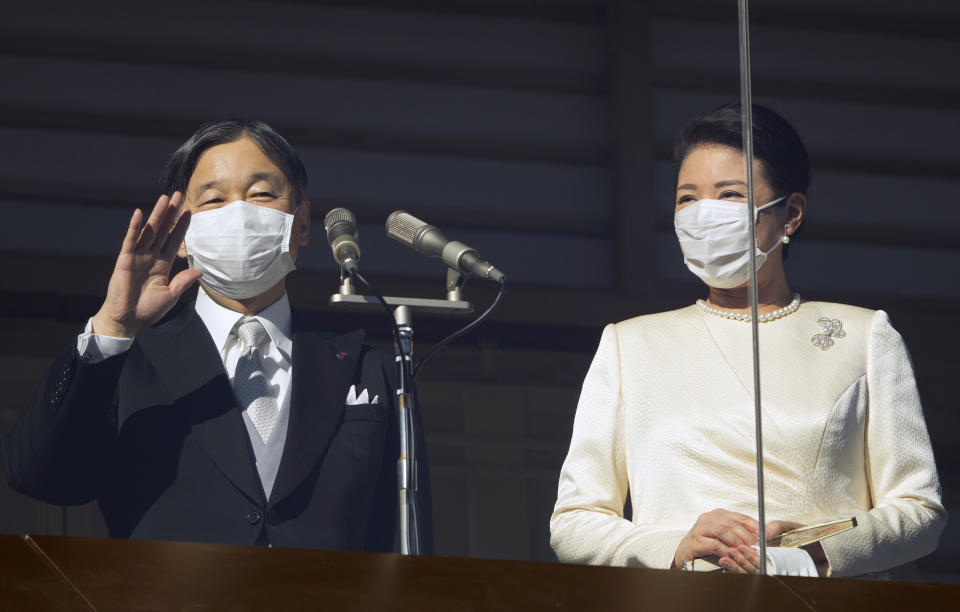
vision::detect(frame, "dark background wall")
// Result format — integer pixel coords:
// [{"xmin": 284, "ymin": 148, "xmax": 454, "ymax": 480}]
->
[{"xmin": 1, "ymin": 0, "xmax": 957, "ymax": 582}]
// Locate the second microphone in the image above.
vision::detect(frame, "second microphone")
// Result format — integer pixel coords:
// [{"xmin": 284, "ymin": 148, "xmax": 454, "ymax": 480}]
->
[{"xmin": 386, "ymin": 211, "xmax": 505, "ymax": 283}]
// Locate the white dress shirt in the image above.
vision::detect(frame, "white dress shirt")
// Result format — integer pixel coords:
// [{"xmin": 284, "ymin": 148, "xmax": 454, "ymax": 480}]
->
[
  {"xmin": 193, "ymin": 288, "xmax": 293, "ymax": 419},
  {"xmin": 77, "ymin": 289, "xmax": 294, "ymax": 499},
  {"xmin": 550, "ymin": 301, "xmax": 945, "ymax": 577}
]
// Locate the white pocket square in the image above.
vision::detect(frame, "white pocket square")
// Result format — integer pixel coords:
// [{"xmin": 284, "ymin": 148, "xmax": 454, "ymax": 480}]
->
[{"xmin": 346, "ymin": 384, "xmax": 379, "ymax": 405}]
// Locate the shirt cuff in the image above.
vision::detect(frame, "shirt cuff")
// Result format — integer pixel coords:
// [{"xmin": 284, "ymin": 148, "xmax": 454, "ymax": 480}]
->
[{"xmin": 76, "ymin": 317, "xmax": 134, "ymax": 364}]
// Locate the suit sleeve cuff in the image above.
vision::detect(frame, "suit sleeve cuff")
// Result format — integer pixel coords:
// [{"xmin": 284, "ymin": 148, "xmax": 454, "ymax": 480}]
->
[{"xmin": 77, "ymin": 317, "xmax": 134, "ymax": 364}]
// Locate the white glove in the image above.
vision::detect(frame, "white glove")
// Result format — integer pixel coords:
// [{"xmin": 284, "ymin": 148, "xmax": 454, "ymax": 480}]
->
[{"xmin": 757, "ymin": 546, "xmax": 818, "ymax": 577}]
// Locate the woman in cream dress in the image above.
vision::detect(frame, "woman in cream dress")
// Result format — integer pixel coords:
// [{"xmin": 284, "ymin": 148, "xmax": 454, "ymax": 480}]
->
[{"xmin": 549, "ymin": 104, "xmax": 945, "ymax": 577}]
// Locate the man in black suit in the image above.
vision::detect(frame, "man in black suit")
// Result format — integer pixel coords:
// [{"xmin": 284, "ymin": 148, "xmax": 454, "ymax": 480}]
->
[{"xmin": 2, "ymin": 119, "xmax": 430, "ymax": 552}]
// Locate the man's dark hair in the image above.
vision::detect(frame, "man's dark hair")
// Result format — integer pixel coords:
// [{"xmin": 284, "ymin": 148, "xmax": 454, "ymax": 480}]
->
[
  {"xmin": 673, "ymin": 103, "xmax": 811, "ymax": 256},
  {"xmin": 159, "ymin": 119, "xmax": 308, "ymax": 207}
]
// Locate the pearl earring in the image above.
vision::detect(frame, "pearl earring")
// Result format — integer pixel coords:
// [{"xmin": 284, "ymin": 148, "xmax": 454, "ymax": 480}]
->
[{"xmin": 782, "ymin": 224, "xmax": 791, "ymax": 244}]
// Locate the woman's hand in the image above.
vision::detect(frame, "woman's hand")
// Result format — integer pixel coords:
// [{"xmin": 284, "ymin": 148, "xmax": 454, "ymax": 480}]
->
[
  {"xmin": 673, "ymin": 509, "xmax": 762, "ymax": 572},
  {"xmin": 766, "ymin": 520, "xmax": 829, "ymax": 576},
  {"xmin": 765, "ymin": 519, "xmax": 804, "ymax": 541},
  {"xmin": 91, "ymin": 192, "xmax": 201, "ymax": 338}
]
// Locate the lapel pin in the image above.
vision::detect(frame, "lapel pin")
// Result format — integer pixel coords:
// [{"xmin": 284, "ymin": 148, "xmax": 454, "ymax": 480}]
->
[{"xmin": 336, "ymin": 351, "xmax": 349, "ymax": 360}]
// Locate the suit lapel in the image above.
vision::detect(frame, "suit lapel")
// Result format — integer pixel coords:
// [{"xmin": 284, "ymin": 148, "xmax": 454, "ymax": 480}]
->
[
  {"xmin": 136, "ymin": 307, "xmax": 265, "ymax": 506},
  {"xmin": 269, "ymin": 328, "xmax": 365, "ymax": 503}
]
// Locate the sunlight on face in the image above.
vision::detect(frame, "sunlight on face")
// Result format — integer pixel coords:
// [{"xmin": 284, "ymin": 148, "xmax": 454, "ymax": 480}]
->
[
  {"xmin": 184, "ymin": 137, "xmax": 295, "ymax": 215},
  {"xmin": 675, "ymin": 145, "xmax": 775, "ymax": 212},
  {"xmin": 674, "ymin": 144, "xmax": 804, "ymax": 290},
  {"xmin": 178, "ymin": 137, "xmax": 310, "ymax": 261}
]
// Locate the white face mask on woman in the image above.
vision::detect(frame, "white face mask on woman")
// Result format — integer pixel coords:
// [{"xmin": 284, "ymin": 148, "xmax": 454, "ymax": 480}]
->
[
  {"xmin": 184, "ymin": 200, "xmax": 298, "ymax": 299},
  {"xmin": 673, "ymin": 196, "xmax": 786, "ymax": 289}
]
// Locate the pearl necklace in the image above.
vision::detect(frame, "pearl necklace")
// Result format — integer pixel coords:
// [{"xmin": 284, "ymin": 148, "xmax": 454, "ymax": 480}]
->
[{"xmin": 696, "ymin": 294, "xmax": 802, "ymax": 323}]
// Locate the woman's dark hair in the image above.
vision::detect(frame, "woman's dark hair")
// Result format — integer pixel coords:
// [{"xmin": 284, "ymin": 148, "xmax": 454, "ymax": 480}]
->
[
  {"xmin": 159, "ymin": 119, "xmax": 308, "ymax": 207},
  {"xmin": 673, "ymin": 103, "xmax": 811, "ymax": 256}
]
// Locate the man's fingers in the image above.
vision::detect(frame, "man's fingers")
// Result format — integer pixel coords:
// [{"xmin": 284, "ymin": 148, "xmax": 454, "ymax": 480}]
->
[
  {"xmin": 161, "ymin": 208, "xmax": 191, "ymax": 261},
  {"xmin": 153, "ymin": 192, "xmax": 183, "ymax": 252},
  {"xmin": 168, "ymin": 268, "xmax": 203, "ymax": 299},
  {"xmin": 137, "ymin": 194, "xmax": 170, "ymax": 250},
  {"xmin": 121, "ymin": 208, "xmax": 144, "ymax": 255}
]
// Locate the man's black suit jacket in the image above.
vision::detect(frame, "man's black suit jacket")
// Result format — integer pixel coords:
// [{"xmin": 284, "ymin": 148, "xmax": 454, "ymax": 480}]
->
[{"xmin": 1, "ymin": 302, "xmax": 432, "ymax": 553}]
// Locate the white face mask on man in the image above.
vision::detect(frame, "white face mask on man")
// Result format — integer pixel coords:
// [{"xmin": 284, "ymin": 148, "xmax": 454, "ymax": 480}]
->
[
  {"xmin": 673, "ymin": 196, "xmax": 786, "ymax": 289},
  {"xmin": 184, "ymin": 200, "xmax": 298, "ymax": 299}
]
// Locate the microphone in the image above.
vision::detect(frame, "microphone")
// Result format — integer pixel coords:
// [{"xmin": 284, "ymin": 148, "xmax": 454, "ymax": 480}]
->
[
  {"xmin": 386, "ymin": 211, "xmax": 505, "ymax": 283},
  {"xmin": 324, "ymin": 208, "xmax": 361, "ymax": 274}
]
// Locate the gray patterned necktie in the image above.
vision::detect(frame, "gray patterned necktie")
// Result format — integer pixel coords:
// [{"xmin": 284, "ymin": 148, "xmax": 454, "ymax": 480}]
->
[{"xmin": 233, "ymin": 317, "xmax": 279, "ymax": 443}]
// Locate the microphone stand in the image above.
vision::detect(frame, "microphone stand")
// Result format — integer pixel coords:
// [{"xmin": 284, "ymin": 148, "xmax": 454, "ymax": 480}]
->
[
  {"xmin": 394, "ymin": 304, "xmax": 416, "ymax": 555},
  {"xmin": 331, "ymin": 271, "xmax": 474, "ymax": 555}
]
